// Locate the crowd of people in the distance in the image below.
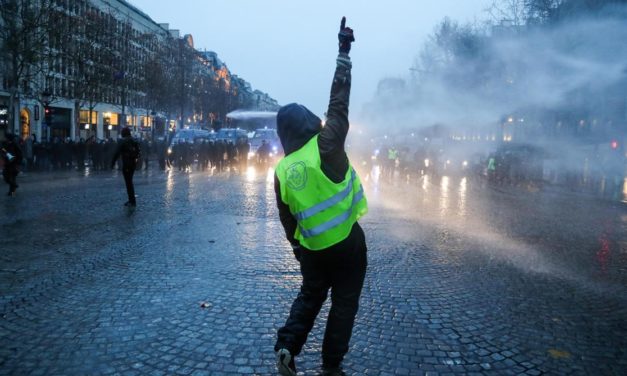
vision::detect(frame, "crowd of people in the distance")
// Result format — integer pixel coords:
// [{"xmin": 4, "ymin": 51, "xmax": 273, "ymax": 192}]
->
[
  {"xmin": 167, "ymin": 138, "xmax": 253, "ymax": 173},
  {"xmin": 7, "ymin": 134, "xmax": 155, "ymax": 172},
  {"xmin": 1, "ymin": 133, "xmax": 278, "ymax": 175}
]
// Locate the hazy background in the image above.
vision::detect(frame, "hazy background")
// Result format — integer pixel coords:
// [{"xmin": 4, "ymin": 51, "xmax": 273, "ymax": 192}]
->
[
  {"xmin": 129, "ymin": 0, "xmax": 492, "ymax": 117},
  {"xmin": 128, "ymin": 0, "xmax": 626, "ymax": 184}
]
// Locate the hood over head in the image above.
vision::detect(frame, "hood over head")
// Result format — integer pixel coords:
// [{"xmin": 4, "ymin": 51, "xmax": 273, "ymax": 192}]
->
[{"xmin": 276, "ymin": 103, "xmax": 322, "ymax": 155}]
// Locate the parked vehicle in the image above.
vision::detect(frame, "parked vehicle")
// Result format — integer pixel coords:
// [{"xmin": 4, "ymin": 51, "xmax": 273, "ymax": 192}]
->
[
  {"xmin": 490, "ymin": 143, "xmax": 545, "ymax": 185},
  {"xmin": 168, "ymin": 128, "xmax": 214, "ymax": 154},
  {"xmin": 215, "ymin": 128, "xmax": 248, "ymax": 144},
  {"xmin": 170, "ymin": 129, "xmax": 214, "ymax": 145},
  {"xmin": 249, "ymin": 128, "xmax": 282, "ymax": 159}
]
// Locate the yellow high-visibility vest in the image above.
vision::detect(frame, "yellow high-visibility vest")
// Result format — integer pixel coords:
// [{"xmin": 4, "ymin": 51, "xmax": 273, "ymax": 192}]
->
[
  {"xmin": 276, "ymin": 135, "xmax": 368, "ymax": 250},
  {"xmin": 388, "ymin": 148, "xmax": 398, "ymax": 160}
]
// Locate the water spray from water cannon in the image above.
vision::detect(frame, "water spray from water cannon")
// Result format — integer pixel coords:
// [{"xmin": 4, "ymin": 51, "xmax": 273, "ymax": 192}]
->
[{"xmin": 226, "ymin": 110, "xmax": 278, "ymax": 121}]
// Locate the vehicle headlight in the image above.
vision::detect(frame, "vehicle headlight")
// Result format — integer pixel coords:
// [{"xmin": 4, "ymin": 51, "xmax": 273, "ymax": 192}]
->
[
  {"xmin": 248, "ymin": 151, "xmax": 255, "ymax": 158},
  {"xmin": 167, "ymin": 147, "xmax": 172, "ymax": 155},
  {"xmin": 462, "ymin": 160, "xmax": 468, "ymax": 167}
]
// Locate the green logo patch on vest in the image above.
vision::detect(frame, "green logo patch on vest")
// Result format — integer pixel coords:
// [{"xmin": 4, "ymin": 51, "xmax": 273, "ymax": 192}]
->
[{"xmin": 286, "ymin": 161, "xmax": 307, "ymax": 191}]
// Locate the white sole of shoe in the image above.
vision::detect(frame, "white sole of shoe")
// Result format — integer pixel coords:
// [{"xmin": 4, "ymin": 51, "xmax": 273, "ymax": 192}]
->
[{"xmin": 276, "ymin": 349, "xmax": 296, "ymax": 376}]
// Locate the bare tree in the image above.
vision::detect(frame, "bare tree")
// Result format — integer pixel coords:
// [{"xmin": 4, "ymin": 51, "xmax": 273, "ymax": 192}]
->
[
  {"xmin": 111, "ymin": 14, "xmax": 140, "ymax": 130},
  {"xmin": 142, "ymin": 44, "xmax": 169, "ymax": 114},
  {"xmin": 191, "ymin": 73, "xmax": 214, "ymax": 128},
  {"xmin": 54, "ymin": 3, "xmax": 117, "ymax": 138},
  {"xmin": 0, "ymin": 0, "xmax": 58, "ymax": 134},
  {"xmin": 412, "ymin": 18, "xmax": 484, "ymax": 81},
  {"xmin": 485, "ymin": 0, "xmax": 529, "ymax": 26},
  {"xmin": 525, "ymin": 0, "xmax": 564, "ymax": 23},
  {"xmin": 485, "ymin": 0, "xmax": 565, "ymax": 26}
]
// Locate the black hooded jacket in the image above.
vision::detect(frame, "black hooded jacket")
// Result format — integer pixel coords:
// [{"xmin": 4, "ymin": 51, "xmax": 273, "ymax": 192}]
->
[
  {"xmin": 2, "ymin": 135, "xmax": 23, "ymax": 168},
  {"xmin": 111, "ymin": 136, "xmax": 140, "ymax": 169},
  {"xmin": 275, "ymin": 53, "xmax": 353, "ymax": 247}
]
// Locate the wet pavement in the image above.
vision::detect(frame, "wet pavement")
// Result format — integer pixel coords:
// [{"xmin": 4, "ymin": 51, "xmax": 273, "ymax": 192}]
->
[{"xmin": 1, "ymin": 166, "xmax": 626, "ymax": 375}]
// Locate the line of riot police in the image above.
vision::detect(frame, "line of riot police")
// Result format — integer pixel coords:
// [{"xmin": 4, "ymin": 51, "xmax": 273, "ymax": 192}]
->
[{"xmin": 167, "ymin": 139, "xmax": 251, "ymax": 173}]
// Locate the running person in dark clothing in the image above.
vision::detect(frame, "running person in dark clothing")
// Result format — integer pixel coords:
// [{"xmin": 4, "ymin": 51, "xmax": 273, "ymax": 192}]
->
[
  {"xmin": 2, "ymin": 133, "xmax": 23, "ymax": 196},
  {"xmin": 111, "ymin": 127, "xmax": 140, "ymax": 207},
  {"xmin": 273, "ymin": 17, "xmax": 367, "ymax": 376}
]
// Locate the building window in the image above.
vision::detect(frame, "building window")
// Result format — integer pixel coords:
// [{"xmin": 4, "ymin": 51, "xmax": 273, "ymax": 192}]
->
[
  {"xmin": 141, "ymin": 116, "xmax": 152, "ymax": 128},
  {"xmin": 103, "ymin": 112, "xmax": 119, "ymax": 126},
  {"xmin": 79, "ymin": 110, "xmax": 98, "ymax": 124}
]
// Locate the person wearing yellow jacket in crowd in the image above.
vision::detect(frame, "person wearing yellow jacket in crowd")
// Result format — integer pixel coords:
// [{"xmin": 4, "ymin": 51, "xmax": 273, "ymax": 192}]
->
[
  {"xmin": 387, "ymin": 146, "xmax": 398, "ymax": 179},
  {"xmin": 273, "ymin": 17, "xmax": 368, "ymax": 376}
]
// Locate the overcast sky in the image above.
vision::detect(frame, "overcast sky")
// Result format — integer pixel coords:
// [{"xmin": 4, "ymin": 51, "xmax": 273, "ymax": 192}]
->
[{"xmin": 129, "ymin": 0, "xmax": 492, "ymax": 118}]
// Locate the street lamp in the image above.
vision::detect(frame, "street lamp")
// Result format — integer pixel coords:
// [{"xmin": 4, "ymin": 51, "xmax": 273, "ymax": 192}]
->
[
  {"xmin": 150, "ymin": 111, "xmax": 156, "ymax": 139},
  {"xmin": 41, "ymin": 90, "xmax": 51, "ymax": 106}
]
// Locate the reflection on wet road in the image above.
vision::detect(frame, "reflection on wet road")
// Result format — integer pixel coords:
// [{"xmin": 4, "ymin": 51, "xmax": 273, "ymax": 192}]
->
[
  {"xmin": 1, "ymin": 168, "xmax": 625, "ymax": 375},
  {"xmin": 366, "ymin": 170, "xmax": 626, "ymax": 289}
]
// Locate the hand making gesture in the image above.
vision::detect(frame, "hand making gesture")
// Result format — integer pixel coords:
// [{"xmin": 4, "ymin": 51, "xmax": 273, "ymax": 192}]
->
[{"xmin": 338, "ymin": 16, "xmax": 355, "ymax": 54}]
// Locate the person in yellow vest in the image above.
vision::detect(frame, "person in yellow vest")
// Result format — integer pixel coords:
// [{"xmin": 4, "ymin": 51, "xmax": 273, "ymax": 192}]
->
[
  {"xmin": 273, "ymin": 17, "xmax": 368, "ymax": 376},
  {"xmin": 487, "ymin": 154, "xmax": 496, "ymax": 183},
  {"xmin": 387, "ymin": 146, "xmax": 398, "ymax": 180}
]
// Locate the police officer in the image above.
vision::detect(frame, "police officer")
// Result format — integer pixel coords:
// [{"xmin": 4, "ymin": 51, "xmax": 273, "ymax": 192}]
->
[
  {"xmin": 387, "ymin": 145, "xmax": 398, "ymax": 180},
  {"xmin": 111, "ymin": 127, "xmax": 140, "ymax": 207},
  {"xmin": 257, "ymin": 139, "xmax": 271, "ymax": 168},
  {"xmin": 274, "ymin": 17, "xmax": 367, "ymax": 376}
]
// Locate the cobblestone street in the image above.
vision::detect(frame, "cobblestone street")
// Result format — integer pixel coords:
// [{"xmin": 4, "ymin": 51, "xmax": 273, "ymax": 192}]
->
[{"xmin": 1, "ymin": 168, "xmax": 626, "ymax": 375}]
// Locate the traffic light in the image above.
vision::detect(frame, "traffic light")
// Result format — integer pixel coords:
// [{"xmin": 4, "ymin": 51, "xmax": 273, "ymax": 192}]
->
[
  {"xmin": 611, "ymin": 140, "xmax": 619, "ymax": 150},
  {"xmin": 44, "ymin": 106, "xmax": 52, "ymax": 124}
]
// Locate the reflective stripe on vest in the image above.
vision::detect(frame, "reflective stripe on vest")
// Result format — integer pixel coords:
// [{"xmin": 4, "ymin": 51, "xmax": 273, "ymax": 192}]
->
[
  {"xmin": 298, "ymin": 183, "xmax": 364, "ymax": 238},
  {"xmin": 276, "ymin": 135, "xmax": 368, "ymax": 250},
  {"xmin": 294, "ymin": 169, "xmax": 357, "ymax": 221}
]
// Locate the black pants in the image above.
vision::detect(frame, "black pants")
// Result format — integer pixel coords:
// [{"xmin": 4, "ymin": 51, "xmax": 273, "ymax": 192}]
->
[
  {"xmin": 275, "ymin": 223, "xmax": 367, "ymax": 367},
  {"xmin": 123, "ymin": 166, "xmax": 136, "ymax": 204},
  {"xmin": 3, "ymin": 166, "xmax": 18, "ymax": 194}
]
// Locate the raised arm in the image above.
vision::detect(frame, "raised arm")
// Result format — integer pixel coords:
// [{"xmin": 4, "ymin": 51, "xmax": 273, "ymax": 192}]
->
[{"xmin": 318, "ymin": 17, "xmax": 355, "ymax": 159}]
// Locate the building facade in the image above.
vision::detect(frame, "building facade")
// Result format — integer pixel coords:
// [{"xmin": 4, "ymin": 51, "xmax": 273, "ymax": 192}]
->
[{"xmin": 0, "ymin": 0, "xmax": 277, "ymax": 142}]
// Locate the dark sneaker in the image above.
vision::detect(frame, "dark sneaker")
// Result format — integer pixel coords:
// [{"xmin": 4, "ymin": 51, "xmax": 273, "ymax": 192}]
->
[
  {"xmin": 276, "ymin": 348, "xmax": 296, "ymax": 376},
  {"xmin": 320, "ymin": 367, "xmax": 346, "ymax": 376},
  {"xmin": 124, "ymin": 201, "xmax": 137, "ymax": 207}
]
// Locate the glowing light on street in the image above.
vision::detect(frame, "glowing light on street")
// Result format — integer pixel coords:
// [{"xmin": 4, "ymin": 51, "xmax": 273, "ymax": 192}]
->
[
  {"xmin": 439, "ymin": 176, "xmax": 450, "ymax": 215},
  {"xmin": 459, "ymin": 177, "xmax": 467, "ymax": 217},
  {"xmin": 246, "ymin": 166, "xmax": 256, "ymax": 182},
  {"xmin": 266, "ymin": 167, "xmax": 275, "ymax": 183}
]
